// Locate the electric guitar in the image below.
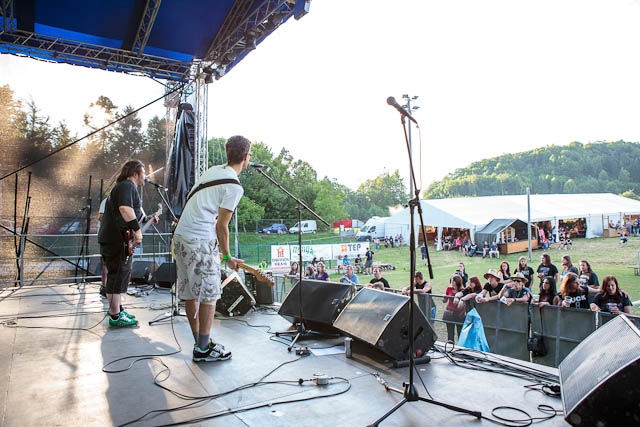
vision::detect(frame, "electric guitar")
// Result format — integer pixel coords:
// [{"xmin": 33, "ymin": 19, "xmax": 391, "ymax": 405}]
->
[
  {"xmin": 219, "ymin": 254, "xmax": 275, "ymax": 287},
  {"xmin": 125, "ymin": 203, "xmax": 162, "ymax": 258}
]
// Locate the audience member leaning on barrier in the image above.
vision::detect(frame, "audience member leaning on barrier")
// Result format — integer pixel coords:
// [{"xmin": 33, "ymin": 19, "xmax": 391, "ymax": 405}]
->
[
  {"xmin": 443, "ymin": 274, "xmax": 466, "ymax": 342},
  {"xmin": 555, "ymin": 272, "xmax": 598, "ymax": 309},
  {"xmin": 533, "ymin": 277, "xmax": 558, "ymax": 306},
  {"xmin": 475, "ymin": 269, "xmax": 504, "ymax": 303},
  {"xmin": 455, "ymin": 276, "xmax": 483, "ymax": 305},
  {"xmin": 497, "ymin": 272, "xmax": 531, "ymax": 306},
  {"xmin": 590, "ymin": 275, "xmax": 632, "ymax": 315},
  {"xmin": 314, "ymin": 262, "xmax": 329, "ymax": 281}
]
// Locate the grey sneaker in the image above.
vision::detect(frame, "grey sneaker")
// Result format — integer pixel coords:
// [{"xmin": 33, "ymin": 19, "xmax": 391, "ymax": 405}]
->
[{"xmin": 192, "ymin": 341, "xmax": 232, "ymax": 362}]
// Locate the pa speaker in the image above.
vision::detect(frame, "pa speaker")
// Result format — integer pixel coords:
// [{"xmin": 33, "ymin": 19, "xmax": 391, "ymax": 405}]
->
[
  {"xmin": 153, "ymin": 262, "xmax": 176, "ymax": 288},
  {"xmin": 559, "ymin": 314, "xmax": 640, "ymax": 426},
  {"xmin": 216, "ymin": 272, "xmax": 255, "ymax": 317},
  {"xmin": 333, "ymin": 288, "xmax": 437, "ymax": 361},
  {"xmin": 278, "ymin": 280, "xmax": 353, "ymax": 332},
  {"xmin": 131, "ymin": 261, "xmax": 157, "ymax": 285}
]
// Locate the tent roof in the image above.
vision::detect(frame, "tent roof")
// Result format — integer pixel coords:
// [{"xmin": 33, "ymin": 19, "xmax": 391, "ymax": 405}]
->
[
  {"xmin": 387, "ymin": 193, "xmax": 640, "ymax": 230},
  {"xmin": 476, "ymin": 219, "xmax": 524, "ymax": 235},
  {"xmin": 0, "ymin": 0, "xmax": 308, "ymax": 81}
]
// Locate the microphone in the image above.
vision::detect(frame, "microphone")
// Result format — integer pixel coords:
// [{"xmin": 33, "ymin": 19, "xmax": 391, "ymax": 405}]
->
[
  {"xmin": 248, "ymin": 162, "xmax": 267, "ymax": 169},
  {"xmin": 144, "ymin": 178, "xmax": 167, "ymax": 190},
  {"xmin": 386, "ymin": 96, "xmax": 418, "ymax": 124}
]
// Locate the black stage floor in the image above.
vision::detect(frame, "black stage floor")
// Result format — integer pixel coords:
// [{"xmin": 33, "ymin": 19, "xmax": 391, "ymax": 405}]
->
[{"xmin": 0, "ymin": 283, "xmax": 568, "ymax": 426}]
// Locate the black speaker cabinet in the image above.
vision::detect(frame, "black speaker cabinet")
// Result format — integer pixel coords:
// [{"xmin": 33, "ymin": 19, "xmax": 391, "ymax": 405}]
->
[
  {"xmin": 153, "ymin": 262, "xmax": 176, "ymax": 288},
  {"xmin": 333, "ymin": 288, "xmax": 437, "ymax": 361},
  {"xmin": 278, "ymin": 280, "xmax": 353, "ymax": 332},
  {"xmin": 559, "ymin": 314, "xmax": 640, "ymax": 426},
  {"xmin": 216, "ymin": 272, "xmax": 255, "ymax": 317},
  {"xmin": 245, "ymin": 272, "xmax": 274, "ymax": 305},
  {"xmin": 131, "ymin": 261, "xmax": 157, "ymax": 285}
]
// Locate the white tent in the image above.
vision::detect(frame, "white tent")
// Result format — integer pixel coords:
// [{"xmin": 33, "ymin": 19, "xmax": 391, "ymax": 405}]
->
[{"xmin": 385, "ymin": 193, "xmax": 640, "ymax": 248}]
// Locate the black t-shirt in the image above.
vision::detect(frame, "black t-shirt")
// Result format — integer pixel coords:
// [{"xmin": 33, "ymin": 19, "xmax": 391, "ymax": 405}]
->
[
  {"xmin": 370, "ymin": 277, "xmax": 390, "ymax": 288},
  {"xmin": 537, "ymin": 263, "xmax": 558, "ymax": 285},
  {"xmin": 98, "ymin": 180, "xmax": 142, "ymax": 245},
  {"xmin": 415, "ymin": 279, "xmax": 431, "ymax": 293},
  {"xmin": 592, "ymin": 292, "xmax": 632, "ymax": 313},
  {"xmin": 518, "ymin": 266, "xmax": 535, "ymax": 288},
  {"xmin": 365, "ymin": 250, "xmax": 374, "ymax": 262},
  {"xmin": 455, "ymin": 271, "xmax": 468, "ymax": 286},
  {"xmin": 562, "ymin": 285, "xmax": 590, "ymax": 309},
  {"xmin": 483, "ymin": 282, "xmax": 504, "ymax": 297},
  {"xmin": 578, "ymin": 272, "xmax": 599, "ymax": 288}
]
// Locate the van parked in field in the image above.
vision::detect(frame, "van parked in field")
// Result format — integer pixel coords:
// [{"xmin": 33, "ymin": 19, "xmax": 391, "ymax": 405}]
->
[
  {"xmin": 289, "ymin": 220, "xmax": 317, "ymax": 234},
  {"xmin": 355, "ymin": 217, "xmax": 389, "ymax": 241}
]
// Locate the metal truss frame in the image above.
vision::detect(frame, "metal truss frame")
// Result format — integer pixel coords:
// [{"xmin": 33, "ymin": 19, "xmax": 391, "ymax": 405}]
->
[
  {"xmin": 131, "ymin": 0, "xmax": 162, "ymax": 56},
  {"xmin": 0, "ymin": 27, "xmax": 192, "ymax": 81},
  {"xmin": 205, "ymin": 0, "xmax": 295, "ymax": 66}
]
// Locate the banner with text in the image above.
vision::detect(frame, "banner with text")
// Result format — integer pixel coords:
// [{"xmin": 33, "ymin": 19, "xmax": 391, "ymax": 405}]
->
[{"xmin": 270, "ymin": 242, "xmax": 370, "ymax": 271}]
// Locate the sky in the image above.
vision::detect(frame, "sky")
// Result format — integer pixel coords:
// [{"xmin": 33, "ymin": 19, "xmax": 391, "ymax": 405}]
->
[{"xmin": 2, "ymin": 0, "xmax": 640, "ymax": 193}]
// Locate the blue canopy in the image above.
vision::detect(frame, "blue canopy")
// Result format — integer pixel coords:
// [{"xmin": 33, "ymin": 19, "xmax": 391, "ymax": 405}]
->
[{"xmin": 0, "ymin": 0, "xmax": 309, "ymax": 81}]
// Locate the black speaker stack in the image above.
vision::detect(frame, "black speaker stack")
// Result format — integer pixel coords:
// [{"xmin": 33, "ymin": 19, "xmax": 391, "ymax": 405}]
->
[{"xmin": 278, "ymin": 280, "xmax": 438, "ymax": 361}]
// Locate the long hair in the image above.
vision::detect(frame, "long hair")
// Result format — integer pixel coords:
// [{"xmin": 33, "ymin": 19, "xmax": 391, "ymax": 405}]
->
[
  {"xmin": 116, "ymin": 160, "xmax": 145, "ymax": 182},
  {"xmin": 468, "ymin": 276, "xmax": 483, "ymax": 293},
  {"xmin": 540, "ymin": 253, "xmax": 551, "ymax": 267},
  {"xmin": 580, "ymin": 259, "xmax": 592, "ymax": 274},
  {"xmin": 517, "ymin": 256, "xmax": 527, "ymax": 272},
  {"xmin": 599, "ymin": 275, "xmax": 622, "ymax": 296},
  {"xmin": 499, "ymin": 261, "xmax": 510, "ymax": 276},
  {"xmin": 559, "ymin": 272, "xmax": 579, "ymax": 297},
  {"xmin": 450, "ymin": 274, "xmax": 463, "ymax": 291},
  {"xmin": 562, "ymin": 255, "xmax": 573, "ymax": 270},
  {"xmin": 540, "ymin": 277, "xmax": 557, "ymax": 299}
]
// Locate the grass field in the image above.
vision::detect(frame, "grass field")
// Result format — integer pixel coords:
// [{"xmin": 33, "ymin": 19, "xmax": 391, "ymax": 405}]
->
[{"xmin": 297, "ymin": 236, "xmax": 639, "ymax": 316}]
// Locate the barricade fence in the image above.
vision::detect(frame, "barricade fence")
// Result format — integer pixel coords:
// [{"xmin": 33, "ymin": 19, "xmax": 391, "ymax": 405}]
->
[
  {"xmin": 0, "ymin": 231, "xmax": 172, "ymax": 287},
  {"xmin": 269, "ymin": 282, "xmax": 640, "ymax": 369}
]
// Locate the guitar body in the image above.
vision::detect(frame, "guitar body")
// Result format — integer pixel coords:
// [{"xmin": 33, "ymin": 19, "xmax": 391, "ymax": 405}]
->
[{"xmin": 124, "ymin": 204, "xmax": 162, "ymax": 259}]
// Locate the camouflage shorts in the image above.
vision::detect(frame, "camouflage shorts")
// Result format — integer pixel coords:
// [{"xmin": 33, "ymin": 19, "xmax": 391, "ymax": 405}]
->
[{"xmin": 173, "ymin": 235, "xmax": 221, "ymax": 302}]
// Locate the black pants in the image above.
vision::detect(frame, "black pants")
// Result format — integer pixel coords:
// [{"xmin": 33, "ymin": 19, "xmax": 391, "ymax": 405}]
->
[
  {"xmin": 442, "ymin": 309, "xmax": 465, "ymax": 342},
  {"xmin": 100, "ymin": 243, "xmax": 132, "ymax": 294}
]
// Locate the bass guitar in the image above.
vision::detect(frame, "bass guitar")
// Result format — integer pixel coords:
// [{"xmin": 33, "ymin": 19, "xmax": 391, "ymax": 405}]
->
[{"xmin": 125, "ymin": 203, "xmax": 162, "ymax": 258}]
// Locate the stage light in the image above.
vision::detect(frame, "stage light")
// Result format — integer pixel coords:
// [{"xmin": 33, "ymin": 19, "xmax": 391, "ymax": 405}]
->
[
  {"xmin": 204, "ymin": 73, "xmax": 213, "ymax": 84},
  {"xmin": 221, "ymin": 52, "xmax": 236, "ymax": 65},
  {"xmin": 203, "ymin": 65, "xmax": 215, "ymax": 74},
  {"xmin": 215, "ymin": 66, "xmax": 226, "ymax": 80},
  {"xmin": 244, "ymin": 29, "xmax": 258, "ymax": 51},
  {"xmin": 264, "ymin": 13, "xmax": 283, "ymax": 31}
]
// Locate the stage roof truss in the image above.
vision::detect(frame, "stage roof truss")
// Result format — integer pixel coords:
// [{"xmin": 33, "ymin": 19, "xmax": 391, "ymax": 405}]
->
[
  {"xmin": 206, "ymin": 0, "xmax": 294, "ymax": 69},
  {"xmin": 129, "ymin": 0, "xmax": 162, "ymax": 56},
  {"xmin": 0, "ymin": 26, "xmax": 192, "ymax": 81}
]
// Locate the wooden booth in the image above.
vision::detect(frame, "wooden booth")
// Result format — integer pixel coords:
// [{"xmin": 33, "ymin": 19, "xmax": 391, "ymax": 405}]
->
[{"xmin": 475, "ymin": 219, "xmax": 539, "ymax": 255}]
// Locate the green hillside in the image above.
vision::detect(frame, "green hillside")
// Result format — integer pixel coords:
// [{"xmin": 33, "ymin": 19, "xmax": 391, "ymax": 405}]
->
[{"xmin": 425, "ymin": 141, "xmax": 640, "ymax": 199}]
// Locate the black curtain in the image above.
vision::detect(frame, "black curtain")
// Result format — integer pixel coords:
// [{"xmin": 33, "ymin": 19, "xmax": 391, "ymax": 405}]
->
[{"xmin": 165, "ymin": 103, "xmax": 195, "ymax": 217}]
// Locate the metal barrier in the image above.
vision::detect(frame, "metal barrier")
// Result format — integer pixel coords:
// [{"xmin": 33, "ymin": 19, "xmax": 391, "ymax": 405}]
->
[{"xmin": 0, "ymin": 231, "xmax": 172, "ymax": 287}]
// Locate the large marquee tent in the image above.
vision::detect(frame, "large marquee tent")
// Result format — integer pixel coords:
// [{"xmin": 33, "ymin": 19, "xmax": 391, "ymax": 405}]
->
[{"xmin": 385, "ymin": 193, "xmax": 640, "ymax": 247}]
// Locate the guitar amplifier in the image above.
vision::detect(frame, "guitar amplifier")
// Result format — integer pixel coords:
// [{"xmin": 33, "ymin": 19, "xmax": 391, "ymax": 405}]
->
[
  {"xmin": 216, "ymin": 272, "xmax": 255, "ymax": 317},
  {"xmin": 245, "ymin": 272, "xmax": 274, "ymax": 305}
]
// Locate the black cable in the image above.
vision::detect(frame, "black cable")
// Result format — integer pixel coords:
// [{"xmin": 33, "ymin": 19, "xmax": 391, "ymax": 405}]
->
[{"xmin": 0, "ymin": 82, "xmax": 186, "ymax": 182}]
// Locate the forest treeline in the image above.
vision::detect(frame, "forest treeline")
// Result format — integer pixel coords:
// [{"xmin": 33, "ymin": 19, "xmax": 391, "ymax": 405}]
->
[
  {"xmin": 0, "ymin": 85, "xmax": 407, "ymax": 230},
  {"xmin": 424, "ymin": 141, "xmax": 640, "ymax": 200}
]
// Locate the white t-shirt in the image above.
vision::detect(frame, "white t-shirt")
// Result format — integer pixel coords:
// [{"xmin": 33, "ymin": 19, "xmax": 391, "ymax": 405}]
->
[
  {"xmin": 99, "ymin": 198, "xmax": 108, "ymax": 214},
  {"xmin": 174, "ymin": 165, "xmax": 244, "ymax": 240}
]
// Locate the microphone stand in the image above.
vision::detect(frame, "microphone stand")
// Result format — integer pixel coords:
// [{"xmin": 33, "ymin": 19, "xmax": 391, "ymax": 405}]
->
[
  {"xmin": 252, "ymin": 167, "xmax": 329, "ymax": 352},
  {"xmin": 369, "ymin": 110, "xmax": 481, "ymax": 426},
  {"xmin": 146, "ymin": 182, "xmax": 185, "ymax": 325}
]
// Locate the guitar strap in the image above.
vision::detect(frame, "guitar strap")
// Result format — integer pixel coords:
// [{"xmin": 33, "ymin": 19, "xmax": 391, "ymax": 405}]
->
[{"xmin": 174, "ymin": 178, "xmax": 242, "ymax": 232}]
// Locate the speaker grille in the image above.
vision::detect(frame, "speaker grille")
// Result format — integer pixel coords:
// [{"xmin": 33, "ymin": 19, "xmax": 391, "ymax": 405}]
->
[{"xmin": 559, "ymin": 315, "xmax": 640, "ymax": 416}]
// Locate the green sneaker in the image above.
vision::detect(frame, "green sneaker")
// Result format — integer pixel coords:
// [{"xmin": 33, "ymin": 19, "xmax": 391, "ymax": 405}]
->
[
  {"xmin": 109, "ymin": 312, "xmax": 138, "ymax": 327},
  {"xmin": 121, "ymin": 310, "xmax": 135, "ymax": 319}
]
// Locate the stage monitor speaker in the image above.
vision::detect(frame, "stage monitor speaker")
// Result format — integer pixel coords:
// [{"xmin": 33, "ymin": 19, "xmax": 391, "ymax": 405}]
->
[
  {"xmin": 559, "ymin": 314, "xmax": 640, "ymax": 426},
  {"xmin": 216, "ymin": 272, "xmax": 255, "ymax": 317},
  {"xmin": 131, "ymin": 261, "xmax": 157, "ymax": 285},
  {"xmin": 153, "ymin": 262, "xmax": 176, "ymax": 288},
  {"xmin": 278, "ymin": 279, "xmax": 353, "ymax": 332},
  {"xmin": 333, "ymin": 287, "xmax": 437, "ymax": 361}
]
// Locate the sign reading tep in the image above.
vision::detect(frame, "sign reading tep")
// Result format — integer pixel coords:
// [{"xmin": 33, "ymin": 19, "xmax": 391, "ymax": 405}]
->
[{"xmin": 270, "ymin": 242, "xmax": 370, "ymax": 272}]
